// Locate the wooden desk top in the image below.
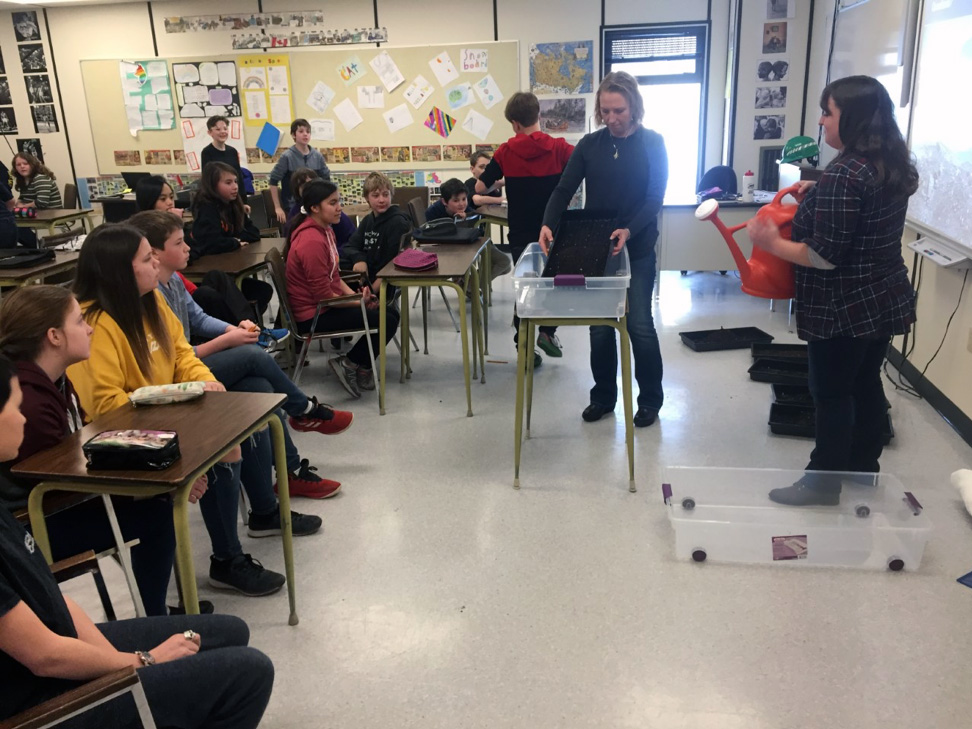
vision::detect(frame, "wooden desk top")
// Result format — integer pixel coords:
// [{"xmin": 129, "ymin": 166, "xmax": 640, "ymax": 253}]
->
[
  {"xmin": 377, "ymin": 239, "xmax": 487, "ymax": 280},
  {"xmin": 0, "ymin": 250, "xmax": 80, "ymax": 281},
  {"xmin": 183, "ymin": 237, "xmax": 282, "ymax": 277},
  {"xmin": 16, "ymin": 209, "xmax": 92, "ymax": 223},
  {"xmin": 476, "ymin": 204, "xmax": 508, "ymax": 221},
  {"xmin": 343, "ymin": 203, "xmax": 372, "ymax": 219},
  {"xmin": 12, "ymin": 391, "xmax": 285, "ymax": 486}
]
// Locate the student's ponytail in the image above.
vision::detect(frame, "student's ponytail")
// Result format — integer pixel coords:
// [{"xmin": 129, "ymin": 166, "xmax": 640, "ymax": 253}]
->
[{"xmin": 283, "ymin": 179, "xmax": 338, "ymax": 259}]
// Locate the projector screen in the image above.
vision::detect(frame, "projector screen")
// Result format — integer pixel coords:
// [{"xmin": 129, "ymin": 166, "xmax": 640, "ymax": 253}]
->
[{"xmin": 908, "ymin": 0, "xmax": 972, "ymax": 253}]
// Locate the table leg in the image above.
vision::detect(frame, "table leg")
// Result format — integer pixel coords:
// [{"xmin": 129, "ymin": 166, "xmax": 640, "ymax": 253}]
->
[
  {"xmin": 454, "ymin": 282, "xmax": 472, "ymax": 417},
  {"xmin": 402, "ymin": 285, "xmax": 412, "ymax": 379},
  {"xmin": 171, "ymin": 494, "xmax": 199, "ymax": 615},
  {"xmin": 268, "ymin": 416, "xmax": 298, "ymax": 626},
  {"xmin": 525, "ymin": 321, "xmax": 536, "ymax": 437},
  {"xmin": 422, "ymin": 288, "xmax": 429, "ymax": 355},
  {"xmin": 100, "ymin": 494, "xmax": 146, "ymax": 617},
  {"xmin": 618, "ymin": 318, "xmax": 636, "ymax": 493},
  {"xmin": 379, "ymin": 280, "xmax": 388, "ymax": 416},
  {"xmin": 513, "ymin": 317, "xmax": 529, "ymax": 489},
  {"xmin": 473, "ymin": 265, "xmax": 486, "ymax": 381}
]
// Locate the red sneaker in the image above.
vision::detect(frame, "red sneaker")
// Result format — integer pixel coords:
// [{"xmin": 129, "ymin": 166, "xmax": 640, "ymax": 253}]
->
[
  {"xmin": 289, "ymin": 397, "xmax": 353, "ymax": 435},
  {"xmin": 274, "ymin": 459, "xmax": 341, "ymax": 499}
]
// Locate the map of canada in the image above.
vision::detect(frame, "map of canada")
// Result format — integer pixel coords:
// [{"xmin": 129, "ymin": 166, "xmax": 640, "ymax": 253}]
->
[{"xmin": 529, "ymin": 41, "xmax": 594, "ymax": 95}]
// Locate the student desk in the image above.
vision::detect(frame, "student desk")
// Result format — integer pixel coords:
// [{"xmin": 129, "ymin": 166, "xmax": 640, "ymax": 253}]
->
[
  {"xmin": 15, "ymin": 209, "xmax": 95, "ymax": 236},
  {"xmin": 377, "ymin": 240, "xmax": 487, "ymax": 417},
  {"xmin": 343, "ymin": 203, "xmax": 372, "ymax": 221},
  {"xmin": 0, "ymin": 250, "xmax": 81, "ymax": 300},
  {"xmin": 182, "ymin": 237, "xmax": 282, "ymax": 285},
  {"xmin": 475, "ymin": 203, "xmax": 508, "ymax": 227},
  {"xmin": 12, "ymin": 391, "xmax": 300, "ymax": 625}
]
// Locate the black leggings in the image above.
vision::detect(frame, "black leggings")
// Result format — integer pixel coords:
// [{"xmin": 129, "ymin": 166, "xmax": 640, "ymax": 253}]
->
[{"xmin": 298, "ymin": 305, "xmax": 400, "ymax": 369}]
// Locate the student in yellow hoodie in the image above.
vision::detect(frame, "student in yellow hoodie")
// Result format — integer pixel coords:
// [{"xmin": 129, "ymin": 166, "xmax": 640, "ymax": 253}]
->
[{"xmin": 68, "ymin": 224, "xmax": 321, "ymax": 597}]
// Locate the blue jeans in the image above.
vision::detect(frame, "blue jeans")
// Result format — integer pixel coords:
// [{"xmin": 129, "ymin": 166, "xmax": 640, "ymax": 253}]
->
[{"xmin": 589, "ymin": 251, "xmax": 664, "ymax": 411}]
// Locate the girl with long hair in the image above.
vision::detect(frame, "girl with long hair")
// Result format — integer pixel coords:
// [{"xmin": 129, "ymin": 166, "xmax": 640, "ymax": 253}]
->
[
  {"xmin": 190, "ymin": 162, "xmax": 260, "ymax": 260},
  {"xmin": 747, "ymin": 75, "xmax": 919, "ymax": 504},
  {"xmin": 11, "ymin": 153, "xmax": 62, "ymax": 209},
  {"xmin": 135, "ymin": 174, "xmax": 184, "ymax": 218}
]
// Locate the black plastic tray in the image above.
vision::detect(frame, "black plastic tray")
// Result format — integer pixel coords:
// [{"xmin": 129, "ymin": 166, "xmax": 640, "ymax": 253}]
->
[
  {"xmin": 768, "ymin": 402, "xmax": 893, "ymax": 444},
  {"xmin": 751, "ymin": 342, "xmax": 808, "ymax": 362},
  {"xmin": 679, "ymin": 326, "xmax": 774, "ymax": 352},
  {"xmin": 542, "ymin": 209, "xmax": 618, "ymax": 278},
  {"xmin": 772, "ymin": 384, "xmax": 813, "ymax": 407},
  {"xmin": 749, "ymin": 358, "xmax": 808, "ymax": 385}
]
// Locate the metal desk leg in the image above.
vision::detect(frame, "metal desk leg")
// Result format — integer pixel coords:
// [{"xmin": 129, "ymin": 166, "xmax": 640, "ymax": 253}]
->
[
  {"xmin": 525, "ymin": 321, "xmax": 536, "ymax": 438},
  {"xmin": 403, "ymin": 285, "xmax": 412, "ymax": 378},
  {"xmin": 170, "ymin": 493, "xmax": 198, "ymax": 614},
  {"xmin": 268, "ymin": 415, "xmax": 298, "ymax": 626},
  {"xmin": 513, "ymin": 318, "xmax": 529, "ymax": 489},
  {"xmin": 455, "ymin": 283, "xmax": 472, "ymax": 417},
  {"xmin": 470, "ymin": 265, "xmax": 485, "ymax": 381},
  {"xmin": 421, "ymin": 288, "xmax": 429, "ymax": 354},
  {"xmin": 379, "ymin": 281, "xmax": 388, "ymax": 415},
  {"xmin": 617, "ymin": 318, "xmax": 636, "ymax": 493}
]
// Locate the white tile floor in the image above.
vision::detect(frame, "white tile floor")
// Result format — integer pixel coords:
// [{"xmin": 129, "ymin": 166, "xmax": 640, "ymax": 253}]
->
[{"xmin": 65, "ymin": 269, "xmax": 972, "ymax": 728}]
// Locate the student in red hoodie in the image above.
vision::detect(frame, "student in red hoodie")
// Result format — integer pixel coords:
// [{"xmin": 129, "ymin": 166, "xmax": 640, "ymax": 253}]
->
[
  {"xmin": 286, "ymin": 180, "xmax": 399, "ymax": 399},
  {"xmin": 0, "ymin": 285, "xmax": 180, "ymax": 617},
  {"xmin": 476, "ymin": 91, "xmax": 573, "ymax": 364}
]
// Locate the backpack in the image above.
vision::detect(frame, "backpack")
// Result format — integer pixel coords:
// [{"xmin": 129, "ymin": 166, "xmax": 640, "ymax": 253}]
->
[
  {"xmin": 410, "ymin": 218, "xmax": 482, "ymax": 243},
  {"xmin": 0, "ymin": 247, "xmax": 56, "ymax": 269}
]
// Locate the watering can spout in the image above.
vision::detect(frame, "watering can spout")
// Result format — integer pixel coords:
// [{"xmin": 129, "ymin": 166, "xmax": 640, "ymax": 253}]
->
[{"xmin": 694, "ymin": 185, "xmax": 799, "ymax": 300}]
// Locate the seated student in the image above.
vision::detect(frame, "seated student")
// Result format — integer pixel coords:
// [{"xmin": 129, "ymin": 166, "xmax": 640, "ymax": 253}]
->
[
  {"xmin": 67, "ymin": 223, "xmax": 321, "ymax": 597},
  {"xmin": 0, "ymin": 286, "xmax": 181, "ymax": 617},
  {"xmin": 465, "ymin": 151, "xmax": 504, "ymax": 207},
  {"xmin": 0, "ymin": 356, "xmax": 274, "ymax": 728},
  {"xmin": 130, "ymin": 210, "xmax": 350, "ymax": 500},
  {"xmin": 135, "ymin": 175, "xmax": 185, "ymax": 219},
  {"xmin": 425, "ymin": 178, "xmax": 475, "ymax": 221},
  {"xmin": 190, "ymin": 162, "xmax": 273, "ymax": 319},
  {"xmin": 286, "ymin": 166, "xmax": 356, "ymax": 253},
  {"xmin": 200, "ymin": 115, "xmax": 247, "ymax": 207},
  {"xmin": 11, "ymin": 153, "xmax": 62, "ymax": 209},
  {"xmin": 286, "ymin": 180, "xmax": 399, "ymax": 399},
  {"xmin": 341, "ymin": 172, "xmax": 412, "ymax": 295},
  {"xmin": 268, "ymin": 118, "xmax": 331, "ymax": 224}
]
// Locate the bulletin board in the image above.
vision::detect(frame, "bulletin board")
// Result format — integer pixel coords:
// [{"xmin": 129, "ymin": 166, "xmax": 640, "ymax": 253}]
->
[{"xmin": 79, "ymin": 41, "xmax": 519, "ymax": 176}]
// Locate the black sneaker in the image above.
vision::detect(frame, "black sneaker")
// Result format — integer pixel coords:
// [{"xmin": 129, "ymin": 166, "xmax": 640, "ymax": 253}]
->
[
  {"xmin": 208, "ymin": 554, "xmax": 285, "ymax": 596},
  {"xmin": 168, "ymin": 600, "xmax": 215, "ymax": 615},
  {"xmin": 247, "ymin": 507, "xmax": 323, "ymax": 538},
  {"xmin": 633, "ymin": 407, "xmax": 659, "ymax": 427}
]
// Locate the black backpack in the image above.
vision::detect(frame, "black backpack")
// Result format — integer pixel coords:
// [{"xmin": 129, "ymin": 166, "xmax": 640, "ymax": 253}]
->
[
  {"xmin": 410, "ymin": 217, "xmax": 482, "ymax": 243},
  {"xmin": 0, "ymin": 248, "xmax": 56, "ymax": 269}
]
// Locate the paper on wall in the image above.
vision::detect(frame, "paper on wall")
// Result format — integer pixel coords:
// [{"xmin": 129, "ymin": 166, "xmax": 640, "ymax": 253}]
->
[
  {"xmin": 245, "ymin": 91, "xmax": 268, "ymax": 121},
  {"xmin": 269, "ymin": 95, "xmax": 292, "ymax": 125},
  {"xmin": 307, "ymin": 81, "xmax": 336, "ymax": 113},
  {"xmin": 141, "ymin": 110, "xmax": 159, "ymax": 128},
  {"xmin": 151, "ymin": 77, "xmax": 169, "ymax": 94},
  {"xmin": 460, "ymin": 49, "xmax": 488, "ymax": 73},
  {"xmin": 337, "ymin": 55, "xmax": 366, "ymax": 86},
  {"xmin": 461, "ymin": 108, "xmax": 493, "ymax": 141},
  {"xmin": 383, "ymin": 103, "xmax": 413, "ymax": 134},
  {"xmin": 357, "ymin": 85, "xmax": 384, "ymax": 109},
  {"xmin": 369, "ymin": 51, "xmax": 405, "ymax": 92},
  {"xmin": 240, "ymin": 66, "xmax": 267, "ymax": 91},
  {"xmin": 157, "ymin": 95, "xmax": 172, "ymax": 110},
  {"xmin": 173, "ymin": 64, "xmax": 199, "ymax": 83},
  {"xmin": 424, "ymin": 107, "xmax": 456, "ymax": 138},
  {"xmin": 333, "ymin": 98, "xmax": 363, "ymax": 131},
  {"xmin": 404, "ymin": 75, "xmax": 434, "ymax": 109},
  {"xmin": 428, "ymin": 51, "xmax": 459, "ymax": 86},
  {"xmin": 181, "ymin": 117, "xmax": 246, "ymax": 172},
  {"xmin": 445, "ymin": 82, "xmax": 474, "ymax": 110},
  {"xmin": 268, "ymin": 66, "xmax": 289, "ymax": 95},
  {"xmin": 217, "ymin": 62, "xmax": 237, "ymax": 86},
  {"xmin": 146, "ymin": 61, "xmax": 167, "ymax": 78},
  {"xmin": 310, "ymin": 119, "xmax": 335, "ymax": 141},
  {"xmin": 183, "ymin": 85, "xmax": 210, "ymax": 104},
  {"xmin": 198, "ymin": 62, "xmax": 219, "ymax": 86},
  {"xmin": 473, "ymin": 74, "xmax": 504, "ymax": 109},
  {"xmin": 144, "ymin": 95, "xmax": 158, "ymax": 111}
]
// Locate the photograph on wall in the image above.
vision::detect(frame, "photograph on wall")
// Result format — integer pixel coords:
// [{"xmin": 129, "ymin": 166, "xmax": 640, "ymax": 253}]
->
[
  {"xmin": 0, "ymin": 78, "xmax": 10, "ymax": 106},
  {"xmin": 31, "ymin": 104, "xmax": 58, "ymax": 133},
  {"xmin": 762, "ymin": 22, "xmax": 787, "ymax": 54},
  {"xmin": 538, "ymin": 97, "xmax": 586, "ymax": 134},
  {"xmin": 19, "ymin": 44, "xmax": 47, "ymax": 74},
  {"xmin": 25, "ymin": 74, "xmax": 53, "ymax": 104},
  {"xmin": 755, "ymin": 86, "xmax": 787, "ymax": 109},
  {"xmin": 323, "ymin": 147, "xmax": 351, "ymax": 164},
  {"xmin": 172, "ymin": 60, "xmax": 241, "ymax": 118},
  {"xmin": 756, "ymin": 59, "xmax": 789, "ymax": 81},
  {"xmin": 475, "ymin": 144, "xmax": 499, "ymax": 155},
  {"xmin": 12, "ymin": 11, "xmax": 41, "ymax": 43},
  {"xmin": 246, "ymin": 147, "xmax": 262, "ymax": 164},
  {"xmin": 0, "ymin": 106, "xmax": 17, "ymax": 134},
  {"xmin": 766, "ymin": 0, "xmax": 795, "ymax": 20},
  {"xmin": 144, "ymin": 150, "xmax": 173, "ymax": 165},
  {"xmin": 350, "ymin": 146, "xmax": 379, "ymax": 164},
  {"xmin": 411, "ymin": 145, "xmax": 442, "ymax": 162},
  {"xmin": 172, "ymin": 149, "xmax": 186, "ymax": 165},
  {"xmin": 114, "ymin": 150, "xmax": 142, "ymax": 166},
  {"xmin": 754, "ymin": 114, "xmax": 785, "ymax": 140},
  {"xmin": 442, "ymin": 144, "xmax": 472, "ymax": 162},
  {"xmin": 529, "ymin": 41, "xmax": 594, "ymax": 95},
  {"xmin": 381, "ymin": 146, "xmax": 411, "ymax": 163},
  {"xmin": 17, "ymin": 138, "xmax": 42, "ymax": 162}
]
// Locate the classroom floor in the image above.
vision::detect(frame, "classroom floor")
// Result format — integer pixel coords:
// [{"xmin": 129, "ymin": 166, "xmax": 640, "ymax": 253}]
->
[{"xmin": 66, "ymin": 268, "xmax": 972, "ymax": 729}]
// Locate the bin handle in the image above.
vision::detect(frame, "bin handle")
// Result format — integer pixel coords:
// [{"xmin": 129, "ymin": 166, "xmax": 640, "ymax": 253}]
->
[
  {"xmin": 553, "ymin": 274, "xmax": 585, "ymax": 287},
  {"xmin": 662, "ymin": 483, "xmax": 672, "ymax": 505},
  {"xmin": 903, "ymin": 491, "xmax": 923, "ymax": 516}
]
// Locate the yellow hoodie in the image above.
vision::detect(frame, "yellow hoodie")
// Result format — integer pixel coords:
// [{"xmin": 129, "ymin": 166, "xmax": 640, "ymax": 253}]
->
[{"xmin": 68, "ymin": 290, "xmax": 214, "ymax": 419}]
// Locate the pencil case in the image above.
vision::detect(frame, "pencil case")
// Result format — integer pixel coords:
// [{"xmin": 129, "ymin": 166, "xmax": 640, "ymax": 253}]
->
[{"xmin": 82, "ymin": 430, "xmax": 181, "ymax": 471}]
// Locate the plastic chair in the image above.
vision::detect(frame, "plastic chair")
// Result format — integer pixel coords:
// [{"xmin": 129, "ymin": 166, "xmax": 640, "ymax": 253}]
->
[{"xmin": 697, "ymin": 165, "xmax": 738, "ymax": 196}]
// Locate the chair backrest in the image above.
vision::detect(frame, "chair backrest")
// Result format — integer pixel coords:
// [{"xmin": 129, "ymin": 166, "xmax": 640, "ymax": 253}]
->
[
  {"xmin": 264, "ymin": 247, "xmax": 300, "ymax": 338},
  {"xmin": 393, "ymin": 185, "xmax": 428, "ymax": 210},
  {"xmin": 407, "ymin": 196, "xmax": 426, "ymax": 227},
  {"xmin": 248, "ymin": 191, "xmax": 273, "ymax": 234},
  {"xmin": 262, "ymin": 188, "xmax": 284, "ymax": 234},
  {"xmin": 63, "ymin": 183, "xmax": 78, "ymax": 210},
  {"xmin": 697, "ymin": 165, "xmax": 738, "ymax": 194}
]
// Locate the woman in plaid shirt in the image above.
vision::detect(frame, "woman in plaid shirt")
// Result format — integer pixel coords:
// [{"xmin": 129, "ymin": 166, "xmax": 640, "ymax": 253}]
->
[{"xmin": 748, "ymin": 75, "xmax": 919, "ymax": 506}]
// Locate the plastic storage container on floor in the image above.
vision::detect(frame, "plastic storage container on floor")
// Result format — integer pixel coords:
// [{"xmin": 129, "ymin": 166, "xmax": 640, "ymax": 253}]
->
[
  {"xmin": 512, "ymin": 242, "xmax": 630, "ymax": 319},
  {"xmin": 663, "ymin": 467, "xmax": 930, "ymax": 571},
  {"xmin": 679, "ymin": 326, "xmax": 774, "ymax": 352}
]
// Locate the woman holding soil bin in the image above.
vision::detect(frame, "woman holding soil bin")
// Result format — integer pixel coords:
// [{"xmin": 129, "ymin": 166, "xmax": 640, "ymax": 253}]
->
[
  {"xmin": 539, "ymin": 71, "xmax": 668, "ymax": 428},
  {"xmin": 747, "ymin": 75, "xmax": 918, "ymax": 505}
]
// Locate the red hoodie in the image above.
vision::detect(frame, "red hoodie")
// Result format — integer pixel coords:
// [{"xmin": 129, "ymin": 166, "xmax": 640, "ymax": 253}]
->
[{"xmin": 286, "ymin": 216, "xmax": 345, "ymax": 322}]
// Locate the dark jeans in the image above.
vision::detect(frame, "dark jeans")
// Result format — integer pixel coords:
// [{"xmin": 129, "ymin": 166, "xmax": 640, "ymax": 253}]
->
[
  {"xmin": 589, "ymin": 251, "xmax": 663, "ymax": 411},
  {"xmin": 43, "ymin": 495, "xmax": 175, "ymax": 617},
  {"xmin": 193, "ymin": 270, "xmax": 266, "ymax": 324},
  {"xmin": 298, "ymin": 305, "xmax": 399, "ymax": 369},
  {"xmin": 807, "ymin": 336, "xmax": 890, "ymax": 475},
  {"xmin": 56, "ymin": 614, "xmax": 273, "ymax": 729},
  {"xmin": 510, "ymin": 241, "xmax": 556, "ymax": 340}
]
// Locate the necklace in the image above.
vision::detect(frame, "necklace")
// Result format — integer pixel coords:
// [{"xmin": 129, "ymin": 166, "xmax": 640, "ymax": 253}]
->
[{"xmin": 611, "ymin": 130, "xmax": 632, "ymax": 159}]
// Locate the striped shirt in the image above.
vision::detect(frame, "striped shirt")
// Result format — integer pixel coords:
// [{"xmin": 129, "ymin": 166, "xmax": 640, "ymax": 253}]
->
[
  {"xmin": 791, "ymin": 153, "xmax": 915, "ymax": 341},
  {"xmin": 18, "ymin": 174, "xmax": 62, "ymax": 209}
]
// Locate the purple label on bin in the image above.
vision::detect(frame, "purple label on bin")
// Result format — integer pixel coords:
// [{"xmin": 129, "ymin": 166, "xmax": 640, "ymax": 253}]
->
[
  {"xmin": 772, "ymin": 534, "xmax": 807, "ymax": 561},
  {"xmin": 553, "ymin": 274, "xmax": 585, "ymax": 287},
  {"xmin": 662, "ymin": 483, "xmax": 672, "ymax": 504},
  {"xmin": 903, "ymin": 491, "xmax": 923, "ymax": 515}
]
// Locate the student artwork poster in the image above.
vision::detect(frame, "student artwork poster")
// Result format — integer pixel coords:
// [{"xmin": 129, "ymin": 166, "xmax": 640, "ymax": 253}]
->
[
  {"xmin": 238, "ymin": 55, "xmax": 291, "ymax": 126},
  {"xmin": 324, "ymin": 147, "xmax": 351, "ymax": 164},
  {"xmin": 172, "ymin": 60, "xmax": 241, "ymax": 118}
]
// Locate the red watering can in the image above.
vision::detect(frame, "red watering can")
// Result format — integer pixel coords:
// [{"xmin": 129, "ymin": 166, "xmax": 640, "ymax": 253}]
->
[{"xmin": 694, "ymin": 184, "xmax": 799, "ymax": 299}]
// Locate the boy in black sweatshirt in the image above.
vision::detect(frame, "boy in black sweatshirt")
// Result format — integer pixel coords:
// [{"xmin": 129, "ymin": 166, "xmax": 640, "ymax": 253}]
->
[{"xmin": 342, "ymin": 172, "xmax": 412, "ymax": 295}]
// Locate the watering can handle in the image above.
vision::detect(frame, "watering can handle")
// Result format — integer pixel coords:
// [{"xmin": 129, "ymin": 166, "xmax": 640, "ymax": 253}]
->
[{"xmin": 772, "ymin": 183, "xmax": 803, "ymax": 205}]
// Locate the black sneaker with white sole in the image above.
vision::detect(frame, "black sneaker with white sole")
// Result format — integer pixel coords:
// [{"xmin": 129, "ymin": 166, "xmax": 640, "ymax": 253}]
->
[
  {"xmin": 246, "ymin": 507, "xmax": 323, "ymax": 538},
  {"xmin": 208, "ymin": 554, "xmax": 285, "ymax": 596}
]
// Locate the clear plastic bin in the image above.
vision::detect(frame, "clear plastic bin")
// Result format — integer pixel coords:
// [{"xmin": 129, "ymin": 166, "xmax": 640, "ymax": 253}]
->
[
  {"xmin": 663, "ymin": 467, "xmax": 931, "ymax": 571},
  {"xmin": 511, "ymin": 242, "xmax": 630, "ymax": 319}
]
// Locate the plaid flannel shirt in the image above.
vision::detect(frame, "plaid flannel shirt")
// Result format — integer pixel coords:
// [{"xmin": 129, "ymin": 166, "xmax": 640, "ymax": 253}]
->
[{"xmin": 791, "ymin": 154, "xmax": 915, "ymax": 341}]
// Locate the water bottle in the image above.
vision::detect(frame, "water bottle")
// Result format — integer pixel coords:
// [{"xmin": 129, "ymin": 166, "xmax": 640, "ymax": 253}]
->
[{"xmin": 743, "ymin": 170, "xmax": 755, "ymax": 202}]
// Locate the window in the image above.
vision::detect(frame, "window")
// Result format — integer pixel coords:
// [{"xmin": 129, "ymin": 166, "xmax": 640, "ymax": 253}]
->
[{"xmin": 602, "ymin": 24, "xmax": 709, "ymax": 202}]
